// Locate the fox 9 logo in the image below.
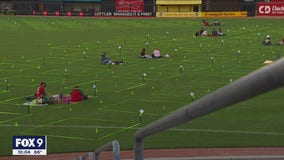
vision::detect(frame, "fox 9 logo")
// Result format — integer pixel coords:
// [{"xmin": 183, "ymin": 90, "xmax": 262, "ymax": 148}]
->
[{"xmin": 12, "ymin": 136, "xmax": 47, "ymax": 155}]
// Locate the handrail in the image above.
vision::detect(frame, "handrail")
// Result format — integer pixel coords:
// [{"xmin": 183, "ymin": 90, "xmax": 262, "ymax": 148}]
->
[
  {"xmin": 95, "ymin": 140, "xmax": 120, "ymax": 160},
  {"xmin": 135, "ymin": 58, "xmax": 284, "ymax": 160}
]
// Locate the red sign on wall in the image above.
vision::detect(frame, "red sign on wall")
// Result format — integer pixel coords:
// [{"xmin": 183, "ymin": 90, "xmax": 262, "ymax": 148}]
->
[
  {"xmin": 257, "ymin": 2, "xmax": 284, "ymax": 16},
  {"xmin": 115, "ymin": 0, "xmax": 144, "ymax": 12}
]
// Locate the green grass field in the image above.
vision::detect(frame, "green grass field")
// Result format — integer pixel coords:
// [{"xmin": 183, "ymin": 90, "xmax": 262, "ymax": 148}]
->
[{"xmin": 0, "ymin": 16, "xmax": 284, "ymax": 156}]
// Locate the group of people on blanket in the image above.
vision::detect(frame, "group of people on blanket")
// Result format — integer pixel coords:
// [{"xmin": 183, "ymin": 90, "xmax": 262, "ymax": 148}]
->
[
  {"xmin": 196, "ymin": 27, "xmax": 224, "ymax": 37},
  {"xmin": 202, "ymin": 19, "xmax": 223, "ymax": 26},
  {"xmin": 30, "ymin": 82, "xmax": 90, "ymax": 104},
  {"xmin": 198, "ymin": 19, "xmax": 284, "ymax": 46},
  {"xmin": 196, "ymin": 19, "xmax": 225, "ymax": 37}
]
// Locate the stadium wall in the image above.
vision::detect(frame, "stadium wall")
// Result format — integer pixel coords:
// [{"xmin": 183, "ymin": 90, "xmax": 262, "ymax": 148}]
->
[
  {"xmin": 0, "ymin": 0, "xmax": 155, "ymax": 17},
  {"xmin": 1, "ymin": 0, "xmax": 283, "ymax": 17}
]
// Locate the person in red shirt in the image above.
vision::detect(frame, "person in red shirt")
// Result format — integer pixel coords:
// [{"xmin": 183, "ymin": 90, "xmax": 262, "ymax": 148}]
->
[
  {"xmin": 202, "ymin": 20, "xmax": 209, "ymax": 26},
  {"xmin": 70, "ymin": 86, "xmax": 89, "ymax": 102},
  {"xmin": 34, "ymin": 82, "xmax": 53, "ymax": 104},
  {"xmin": 36, "ymin": 82, "xmax": 46, "ymax": 98}
]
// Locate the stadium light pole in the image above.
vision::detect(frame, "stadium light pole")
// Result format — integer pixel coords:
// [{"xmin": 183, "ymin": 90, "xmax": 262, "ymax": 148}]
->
[{"xmin": 135, "ymin": 58, "xmax": 284, "ymax": 160}]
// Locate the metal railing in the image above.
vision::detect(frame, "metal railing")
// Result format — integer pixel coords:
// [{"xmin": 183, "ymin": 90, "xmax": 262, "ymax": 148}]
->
[
  {"xmin": 95, "ymin": 140, "xmax": 120, "ymax": 160},
  {"xmin": 134, "ymin": 58, "xmax": 284, "ymax": 160}
]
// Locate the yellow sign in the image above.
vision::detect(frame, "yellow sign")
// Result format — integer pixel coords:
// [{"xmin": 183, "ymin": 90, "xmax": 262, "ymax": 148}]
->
[
  {"xmin": 156, "ymin": 12, "xmax": 201, "ymax": 18},
  {"xmin": 202, "ymin": 12, "xmax": 247, "ymax": 18},
  {"xmin": 156, "ymin": 0, "xmax": 201, "ymax": 5}
]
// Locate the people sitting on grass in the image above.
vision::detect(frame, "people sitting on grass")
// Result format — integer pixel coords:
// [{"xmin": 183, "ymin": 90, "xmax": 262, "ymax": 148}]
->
[
  {"xmin": 263, "ymin": 35, "xmax": 271, "ymax": 45},
  {"xmin": 33, "ymin": 82, "xmax": 61, "ymax": 104},
  {"xmin": 27, "ymin": 83, "xmax": 92, "ymax": 105},
  {"xmin": 213, "ymin": 19, "xmax": 223, "ymax": 26},
  {"xmin": 70, "ymin": 86, "xmax": 90, "ymax": 102},
  {"xmin": 211, "ymin": 28, "xmax": 218, "ymax": 36},
  {"xmin": 202, "ymin": 19, "xmax": 209, "ymax": 26},
  {"xmin": 35, "ymin": 82, "xmax": 53, "ymax": 104},
  {"xmin": 152, "ymin": 48, "xmax": 162, "ymax": 58},
  {"xmin": 202, "ymin": 30, "xmax": 209, "ymax": 36},
  {"xmin": 101, "ymin": 52, "xmax": 112, "ymax": 64},
  {"xmin": 196, "ymin": 28, "xmax": 208, "ymax": 37},
  {"xmin": 101, "ymin": 52, "xmax": 124, "ymax": 65},
  {"xmin": 202, "ymin": 19, "xmax": 223, "ymax": 26},
  {"xmin": 196, "ymin": 28, "xmax": 225, "ymax": 37},
  {"xmin": 36, "ymin": 82, "xmax": 47, "ymax": 99},
  {"xmin": 217, "ymin": 28, "xmax": 224, "ymax": 36},
  {"xmin": 140, "ymin": 48, "xmax": 152, "ymax": 59}
]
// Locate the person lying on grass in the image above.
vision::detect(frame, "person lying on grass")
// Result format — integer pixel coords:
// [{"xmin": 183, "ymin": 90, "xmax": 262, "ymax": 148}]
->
[{"xmin": 101, "ymin": 52, "xmax": 124, "ymax": 65}]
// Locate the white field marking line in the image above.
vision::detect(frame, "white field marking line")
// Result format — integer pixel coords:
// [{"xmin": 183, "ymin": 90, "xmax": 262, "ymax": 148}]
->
[
  {"xmin": 0, "ymin": 96, "xmax": 25, "ymax": 103},
  {"xmin": 0, "ymin": 62, "xmax": 41, "ymax": 66},
  {"xmin": 149, "ymin": 75, "xmax": 178, "ymax": 81},
  {"xmin": 192, "ymin": 66, "xmax": 211, "ymax": 72},
  {"xmin": 171, "ymin": 128, "xmax": 284, "ymax": 136},
  {"xmin": 103, "ymin": 108, "xmax": 161, "ymax": 117},
  {"xmin": 133, "ymin": 94, "xmax": 190, "ymax": 104},
  {"xmin": 0, "ymin": 124, "xmax": 140, "ymax": 130},
  {"xmin": 126, "ymin": 83, "xmax": 145, "ymax": 90},
  {"xmin": 132, "ymin": 98, "xmax": 186, "ymax": 105},
  {"xmin": 99, "ymin": 99, "xmax": 129, "ymax": 109},
  {"xmin": 1, "ymin": 124, "xmax": 284, "ymax": 136}
]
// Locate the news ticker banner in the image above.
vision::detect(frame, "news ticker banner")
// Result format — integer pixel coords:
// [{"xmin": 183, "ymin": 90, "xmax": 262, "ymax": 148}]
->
[
  {"xmin": 257, "ymin": 2, "xmax": 284, "ymax": 16},
  {"xmin": 32, "ymin": 11, "xmax": 154, "ymax": 17},
  {"xmin": 12, "ymin": 136, "xmax": 47, "ymax": 155}
]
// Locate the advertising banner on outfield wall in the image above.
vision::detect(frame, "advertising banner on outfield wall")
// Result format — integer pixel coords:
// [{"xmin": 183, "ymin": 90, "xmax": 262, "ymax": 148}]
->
[
  {"xmin": 257, "ymin": 2, "xmax": 284, "ymax": 16},
  {"xmin": 202, "ymin": 12, "xmax": 247, "ymax": 18},
  {"xmin": 32, "ymin": 11, "xmax": 153, "ymax": 17},
  {"xmin": 115, "ymin": 0, "xmax": 144, "ymax": 12},
  {"xmin": 156, "ymin": 12, "xmax": 201, "ymax": 18}
]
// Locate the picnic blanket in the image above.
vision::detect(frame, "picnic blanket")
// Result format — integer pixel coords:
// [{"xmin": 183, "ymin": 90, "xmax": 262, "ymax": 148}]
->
[
  {"xmin": 22, "ymin": 101, "xmax": 48, "ymax": 106},
  {"xmin": 22, "ymin": 95, "xmax": 71, "ymax": 106}
]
